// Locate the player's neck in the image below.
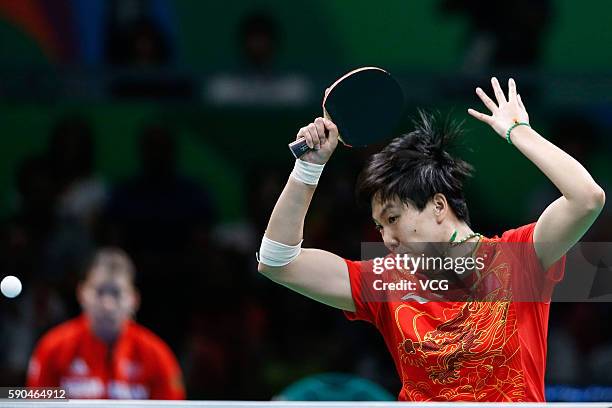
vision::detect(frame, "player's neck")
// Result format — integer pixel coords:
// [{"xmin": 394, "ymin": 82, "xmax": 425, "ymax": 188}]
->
[
  {"xmin": 448, "ymin": 221, "xmax": 476, "ymax": 242},
  {"xmin": 443, "ymin": 221, "xmax": 480, "ymax": 262}
]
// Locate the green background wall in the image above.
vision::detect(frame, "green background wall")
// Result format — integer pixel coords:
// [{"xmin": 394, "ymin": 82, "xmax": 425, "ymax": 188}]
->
[{"xmin": 0, "ymin": 0, "xmax": 610, "ymax": 224}]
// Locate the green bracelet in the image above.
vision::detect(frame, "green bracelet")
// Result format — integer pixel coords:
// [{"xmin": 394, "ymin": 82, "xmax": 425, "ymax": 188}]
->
[{"xmin": 505, "ymin": 122, "xmax": 530, "ymax": 144}]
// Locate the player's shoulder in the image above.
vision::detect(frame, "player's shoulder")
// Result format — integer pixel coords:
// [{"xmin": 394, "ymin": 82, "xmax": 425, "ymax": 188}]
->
[
  {"xmin": 498, "ymin": 222, "xmax": 537, "ymax": 243},
  {"xmin": 344, "ymin": 258, "xmax": 376, "ymax": 267},
  {"xmin": 35, "ymin": 315, "xmax": 87, "ymax": 353},
  {"xmin": 343, "ymin": 258, "xmax": 377, "ymax": 274},
  {"xmin": 126, "ymin": 321, "xmax": 175, "ymax": 357}
]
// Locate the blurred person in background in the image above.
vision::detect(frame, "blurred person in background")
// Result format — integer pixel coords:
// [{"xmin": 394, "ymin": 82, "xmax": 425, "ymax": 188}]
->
[
  {"xmin": 105, "ymin": 0, "xmax": 172, "ymax": 67},
  {"xmin": 106, "ymin": 17, "xmax": 170, "ymax": 67},
  {"xmin": 104, "ymin": 1, "xmax": 193, "ymax": 99},
  {"xmin": 103, "ymin": 124, "xmax": 214, "ymax": 253},
  {"xmin": 441, "ymin": 0, "xmax": 551, "ymax": 72},
  {"xmin": 238, "ymin": 11, "xmax": 280, "ymax": 73},
  {"xmin": 0, "ymin": 115, "xmax": 105, "ymax": 388},
  {"xmin": 207, "ymin": 10, "xmax": 312, "ymax": 107},
  {"xmin": 102, "ymin": 124, "xmax": 214, "ymax": 350},
  {"xmin": 43, "ymin": 116, "xmax": 107, "ymax": 307},
  {"xmin": 27, "ymin": 248, "xmax": 185, "ymax": 399},
  {"xmin": 3, "ymin": 115, "xmax": 105, "ymax": 291},
  {"xmin": 48, "ymin": 115, "xmax": 107, "ymax": 230}
]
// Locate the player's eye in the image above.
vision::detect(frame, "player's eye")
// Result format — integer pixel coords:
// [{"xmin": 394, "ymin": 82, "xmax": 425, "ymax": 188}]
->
[{"xmin": 388, "ymin": 215, "xmax": 398, "ymax": 224}]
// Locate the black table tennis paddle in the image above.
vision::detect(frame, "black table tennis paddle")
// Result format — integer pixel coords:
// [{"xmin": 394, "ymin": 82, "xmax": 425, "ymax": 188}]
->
[{"xmin": 289, "ymin": 67, "xmax": 404, "ymax": 158}]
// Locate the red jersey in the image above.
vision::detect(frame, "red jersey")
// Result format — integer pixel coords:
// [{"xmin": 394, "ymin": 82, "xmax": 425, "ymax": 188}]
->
[
  {"xmin": 344, "ymin": 223, "xmax": 565, "ymax": 402},
  {"xmin": 27, "ymin": 315, "xmax": 185, "ymax": 399}
]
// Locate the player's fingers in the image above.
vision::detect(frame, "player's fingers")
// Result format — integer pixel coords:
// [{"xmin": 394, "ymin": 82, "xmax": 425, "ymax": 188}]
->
[
  {"xmin": 314, "ymin": 117, "xmax": 326, "ymax": 142},
  {"xmin": 303, "ymin": 126, "xmax": 316, "ymax": 149},
  {"xmin": 476, "ymin": 87, "xmax": 497, "ymax": 113},
  {"xmin": 517, "ymin": 94, "xmax": 526, "ymax": 111},
  {"xmin": 298, "ymin": 126, "xmax": 313, "ymax": 149},
  {"xmin": 508, "ymin": 78, "xmax": 518, "ymax": 102},
  {"xmin": 307, "ymin": 123, "xmax": 321, "ymax": 149},
  {"xmin": 467, "ymin": 108, "xmax": 494, "ymax": 125},
  {"xmin": 491, "ymin": 77, "xmax": 507, "ymax": 105},
  {"xmin": 323, "ymin": 118, "xmax": 339, "ymax": 140}
]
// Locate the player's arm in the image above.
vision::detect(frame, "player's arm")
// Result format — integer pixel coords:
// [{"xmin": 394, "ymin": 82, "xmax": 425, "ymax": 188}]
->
[
  {"xmin": 257, "ymin": 117, "xmax": 355, "ymax": 312},
  {"xmin": 150, "ymin": 341, "xmax": 185, "ymax": 400},
  {"xmin": 26, "ymin": 336, "xmax": 59, "ymax": 387},
  {"xmin": 469, "ymin": 77, "xmax": 605, "ymax": 270}
]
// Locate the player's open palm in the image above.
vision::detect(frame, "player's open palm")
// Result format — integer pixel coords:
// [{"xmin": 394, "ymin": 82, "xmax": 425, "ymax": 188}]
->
[
  {"xmin": 296, "ymin": 117, "xmax": 339, "ymax": 165},
  {"xmin": 468, "ymin": 77, "xmax": 530, "ymax": 139}
]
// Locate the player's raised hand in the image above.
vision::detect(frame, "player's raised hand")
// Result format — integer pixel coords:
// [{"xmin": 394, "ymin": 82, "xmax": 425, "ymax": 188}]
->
[
  {"xmin": 296, "ymin": 117, "xmax": 339, "ymax": 165},
  {"xmin": 468, "ymin": 77, "xmax": 530, "ymax": 139}
]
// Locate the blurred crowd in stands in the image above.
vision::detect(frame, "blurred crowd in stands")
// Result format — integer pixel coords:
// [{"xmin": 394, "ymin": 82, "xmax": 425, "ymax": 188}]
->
[{"xmin": 0, "ymin": 109, "xmax": 611, "ymax": 399}]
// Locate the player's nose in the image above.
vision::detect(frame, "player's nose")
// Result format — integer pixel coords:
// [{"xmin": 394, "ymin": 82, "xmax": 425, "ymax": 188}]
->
[
  {"xmin": 382, "ymin": 231, "xmax": 400, "ymax": 253},
  {"xmin": 100, "ymin": 294, "xmax": 117, "ymax": 311}
]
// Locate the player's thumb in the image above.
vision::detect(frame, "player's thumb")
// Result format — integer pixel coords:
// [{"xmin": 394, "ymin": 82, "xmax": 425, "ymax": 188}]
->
[{"xmin": 323, "ymin": 118, "xmax": 339, "ymax": 140}]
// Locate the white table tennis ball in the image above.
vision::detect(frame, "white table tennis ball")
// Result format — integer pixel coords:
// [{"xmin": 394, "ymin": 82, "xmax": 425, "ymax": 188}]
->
[{"xmin": 1, "ymin": 275, "xmax": 22, "ymax": 298}]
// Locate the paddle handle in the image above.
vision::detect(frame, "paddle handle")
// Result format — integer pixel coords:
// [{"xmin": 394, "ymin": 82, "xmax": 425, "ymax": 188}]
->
[
  {"xmin": 288, "ymin": 110, "xmax": 333, "ymax": 158},
  {"xmin": 288, "ymin": 137, "xmax": 310, "ymax": 159}
]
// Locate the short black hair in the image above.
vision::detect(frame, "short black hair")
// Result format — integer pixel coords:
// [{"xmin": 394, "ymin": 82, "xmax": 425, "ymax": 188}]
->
[
  {"xmin": 81, "ymin": 247, "xmax": 136, "ymax": 284},
  {"xmin": 356, "ymin": 110, "xmax": 474, "ymax": 223}
]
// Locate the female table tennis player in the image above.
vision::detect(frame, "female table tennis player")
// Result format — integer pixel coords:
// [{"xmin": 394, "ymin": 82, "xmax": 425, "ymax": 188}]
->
[{"xmin": 257, "ymin": 77, "xmax": 605, "ymax": 401}]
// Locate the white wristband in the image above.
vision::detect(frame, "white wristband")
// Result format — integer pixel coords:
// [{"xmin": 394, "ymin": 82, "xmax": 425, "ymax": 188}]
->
[
  {"xmin": 291, "ymin": 159, "xmax": 325, "ymax": 186},
  {"xmin": 257, "ymin": 235, "xmax": 303, "ymax": 267}
]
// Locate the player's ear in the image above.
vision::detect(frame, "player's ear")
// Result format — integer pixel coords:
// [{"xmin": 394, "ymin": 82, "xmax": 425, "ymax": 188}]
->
[
  {"xmin": 432, "ymin": 193, "xmax": 448, "ymax": 223},
  {"xmin": 131, "ymin": 288, "xmax": 141, "ymax": 315},
  {"xmin": 76, "ymin": 281, "xmax": 87, "ymax": 308}
]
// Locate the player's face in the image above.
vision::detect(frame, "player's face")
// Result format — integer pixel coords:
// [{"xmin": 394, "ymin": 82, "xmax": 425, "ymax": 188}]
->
[
  {"xmin": 372, "ymin": 196, "xmax": 447, "ymax": 255},
  {"xmin": 79, "ymin": 268, "xmax": 138, "ymax": 341}
]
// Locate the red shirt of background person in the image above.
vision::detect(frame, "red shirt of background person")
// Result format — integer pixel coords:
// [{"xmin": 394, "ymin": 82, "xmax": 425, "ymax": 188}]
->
[{"xmin": 27, "ymin": 248, "xmax": 185, "ymax": 399}]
